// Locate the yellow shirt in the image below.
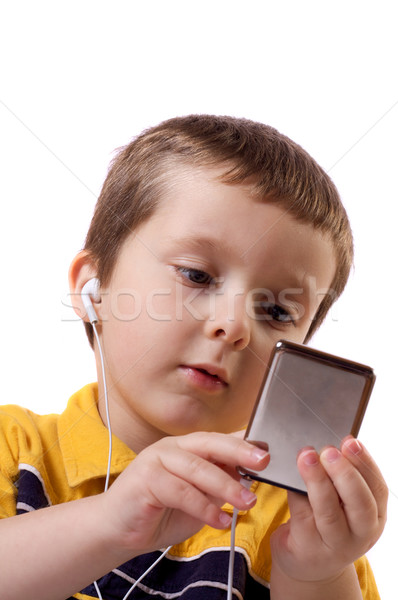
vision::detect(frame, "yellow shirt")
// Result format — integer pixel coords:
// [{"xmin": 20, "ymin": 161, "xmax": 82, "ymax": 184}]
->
[{"xmin": 0, "ymin": 383, "xmax": 379, "ymax": 599}]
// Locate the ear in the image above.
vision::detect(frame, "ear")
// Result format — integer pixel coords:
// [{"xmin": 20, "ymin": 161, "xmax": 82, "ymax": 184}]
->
[{"xmin": 68, "ymin": 251, "xmax": 100, "ymax": 323}]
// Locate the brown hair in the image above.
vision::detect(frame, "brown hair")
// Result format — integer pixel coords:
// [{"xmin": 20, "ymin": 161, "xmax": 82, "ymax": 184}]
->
[{"xmin": 83, "ymin": 114, "xmax": 353, "ymax": 345}]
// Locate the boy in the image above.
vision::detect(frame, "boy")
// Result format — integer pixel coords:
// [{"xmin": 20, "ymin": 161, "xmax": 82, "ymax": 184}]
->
[{"xmin": 0, "ymin": 115, "xmax": 387, "ymax": 599}]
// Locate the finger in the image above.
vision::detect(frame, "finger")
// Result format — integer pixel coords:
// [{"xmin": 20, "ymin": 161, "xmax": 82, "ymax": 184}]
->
[
  {"xmin": 319, "ymin": 445, "xmax": 380, "ymax": 540},
  {"xmin": 157, "ymin": 446, "xmax": 259, "ymax": 513},
  {"xmin": 297, "ymin": 447, "xmax": 349, "ymax": 546},
  {"xmin": 148, "ymin": 468, "xmax": 234, "ymax": 530},
  {"xmin": 230, "ymin": 430, "xmax": 245, "ymax": 439},
  {"xmin": 341, "ymin": 437, "xmax": 388, "ymax": 523},
  {"xmin": 174, "ymin": 431, "xmax": 270, "ymax": 472},
  {"xmin": 286, "ymin": 488, "xmax": 316, "ymax": 527},
  {"xmin": 271, "ymin": 490, "xmax": 316, "ymax": 556}
]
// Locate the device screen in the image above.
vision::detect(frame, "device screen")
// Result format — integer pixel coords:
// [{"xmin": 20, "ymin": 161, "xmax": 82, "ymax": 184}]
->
[{"xmin": 239, "ymin": 340, "xmax": 375, "ymax": 494}]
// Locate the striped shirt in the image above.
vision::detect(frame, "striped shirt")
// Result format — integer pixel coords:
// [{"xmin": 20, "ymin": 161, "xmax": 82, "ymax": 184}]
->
[{"xmin": 0, "ymin": 383, "xmax": 379, "ymax": 599}]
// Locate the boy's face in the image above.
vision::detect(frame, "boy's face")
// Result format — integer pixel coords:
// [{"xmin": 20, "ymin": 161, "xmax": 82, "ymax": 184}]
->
[{"xmin": 96, "ymin": 168, "xmax": 336, "ymax": 451}]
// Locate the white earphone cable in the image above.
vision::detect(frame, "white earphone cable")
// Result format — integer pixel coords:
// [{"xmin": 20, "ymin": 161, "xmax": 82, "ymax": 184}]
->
[
  {"xmin": 92, "ymin": 321, "xmax": 112, "ymax": 600},
  {"xmin": 93, "ymin": 579, "xmax": 104, "ymax": 600},
  {"xmin": 227, "ymin": 507, "xmax": 239, "ymax": 600},
  {"xmin": 92, "ymin": 321, "xmax": 112, "ymax": 492},
  {"xmin": 121, "ymin": 545, "xmax": 173, "ymax": 600}
]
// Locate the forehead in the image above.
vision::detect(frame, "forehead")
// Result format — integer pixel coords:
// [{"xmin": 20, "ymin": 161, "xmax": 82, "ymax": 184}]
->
[{"xmin": 131, "ymin": 166, "xmax": 336, "ymax": 289}]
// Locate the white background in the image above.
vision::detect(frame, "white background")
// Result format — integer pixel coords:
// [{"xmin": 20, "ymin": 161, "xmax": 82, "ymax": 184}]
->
[{"xmin": 0, "ymin": 1, "xmax": 397, "ymax": 597}]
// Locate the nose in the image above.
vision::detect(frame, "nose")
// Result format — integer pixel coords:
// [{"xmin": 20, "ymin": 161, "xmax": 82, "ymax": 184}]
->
[{"xmin": 204, "ymin": 289, "xmax": 251, "ymax": 350}]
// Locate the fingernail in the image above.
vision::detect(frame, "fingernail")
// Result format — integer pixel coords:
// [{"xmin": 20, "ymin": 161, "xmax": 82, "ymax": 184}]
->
[
  {"xmin": 219, "ymin": 512, "xmax": 232, "ymax": 527},
  {"xmin": 240, "ymin": 487, "xmax": 257, "ymax": 506},
  {"xmin": 345, "ymin": 438, "xmax": 362, "ymax": 456},
  {"xmin": 322, "ymin": 447, "xmax": 341, "ymax": 463},
  {"xmin": 251, "ymin": 447, "xmax": 268, "ymax": 462},
  {"xmin": 301, "ymin": 449, "xmax": 319, "ymax": 466}
]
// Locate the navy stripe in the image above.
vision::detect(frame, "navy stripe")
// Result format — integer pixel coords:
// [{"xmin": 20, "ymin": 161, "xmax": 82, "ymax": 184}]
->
[
  {"xmin": 80, "ymin": 550, "xmax": 269, "ymax": 599},
  {"xmin": 16, "ymin": 468, "xmax": 50, "ymax": 514}
]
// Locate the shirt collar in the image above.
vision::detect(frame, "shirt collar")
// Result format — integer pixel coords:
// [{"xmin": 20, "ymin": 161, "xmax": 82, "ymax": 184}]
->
[{"xmin": 58, "ymin": 383, "xmax": 135, "ymax": 488}]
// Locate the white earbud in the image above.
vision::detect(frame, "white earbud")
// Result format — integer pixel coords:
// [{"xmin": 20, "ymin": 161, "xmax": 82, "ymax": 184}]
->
[{"xmin": 81, "ymin": 278, "xmax": 100, "ymax": 324}]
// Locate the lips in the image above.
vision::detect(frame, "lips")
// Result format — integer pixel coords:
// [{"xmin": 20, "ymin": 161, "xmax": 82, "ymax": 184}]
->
[
  {"xmin": 196, "ymin": 367, "xmax": 227, "ymax": 383},
  {"xmin": 180, "ymin": 364, "xmax": 228, "ymax": 391}
]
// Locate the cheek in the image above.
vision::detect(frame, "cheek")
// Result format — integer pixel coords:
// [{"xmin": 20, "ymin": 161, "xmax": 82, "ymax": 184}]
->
[
  {"xmin": 145, "ymin": 288, "xmax": 177, "ymax": 322},
  {"xmin": 102, "ymin": 289, "xmax": 192, "ymax": 364},
  {"xmin": 108, "ymin": 290, "xmax": 143, "ymax": 322}
]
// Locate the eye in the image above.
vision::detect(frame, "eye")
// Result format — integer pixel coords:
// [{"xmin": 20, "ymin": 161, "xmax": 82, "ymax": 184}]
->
[
  {"xmin": 258, "ymin": 302, "xmax": 295, "ymax": 325},
  {"xmin": 176, "ymin": 267, "xmax": 215, "ymax": 286}
]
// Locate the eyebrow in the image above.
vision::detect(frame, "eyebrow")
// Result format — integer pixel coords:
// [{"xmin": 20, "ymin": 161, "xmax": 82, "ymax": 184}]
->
[{"xmin": 162, "ymin": 234, "xmax": 236, "ymax": 256}]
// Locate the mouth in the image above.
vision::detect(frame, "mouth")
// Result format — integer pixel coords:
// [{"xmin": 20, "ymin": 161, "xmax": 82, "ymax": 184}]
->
[
  {"xmin": 196, "ymin": 367, "xmax": 226, "ymax": 383},
  {"xmin": 180, "ymin": 364, "xmax": 228, "ymax": 391}
]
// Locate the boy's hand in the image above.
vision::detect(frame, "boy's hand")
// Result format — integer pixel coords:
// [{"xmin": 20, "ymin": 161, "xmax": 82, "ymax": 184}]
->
[
  {"xmin": 270, "ymin": 436, "xmax": 388, "ymax": 584},
  {"xmin": 100, "ymin": 432, "xmax": 269, "ymax": 556}
]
